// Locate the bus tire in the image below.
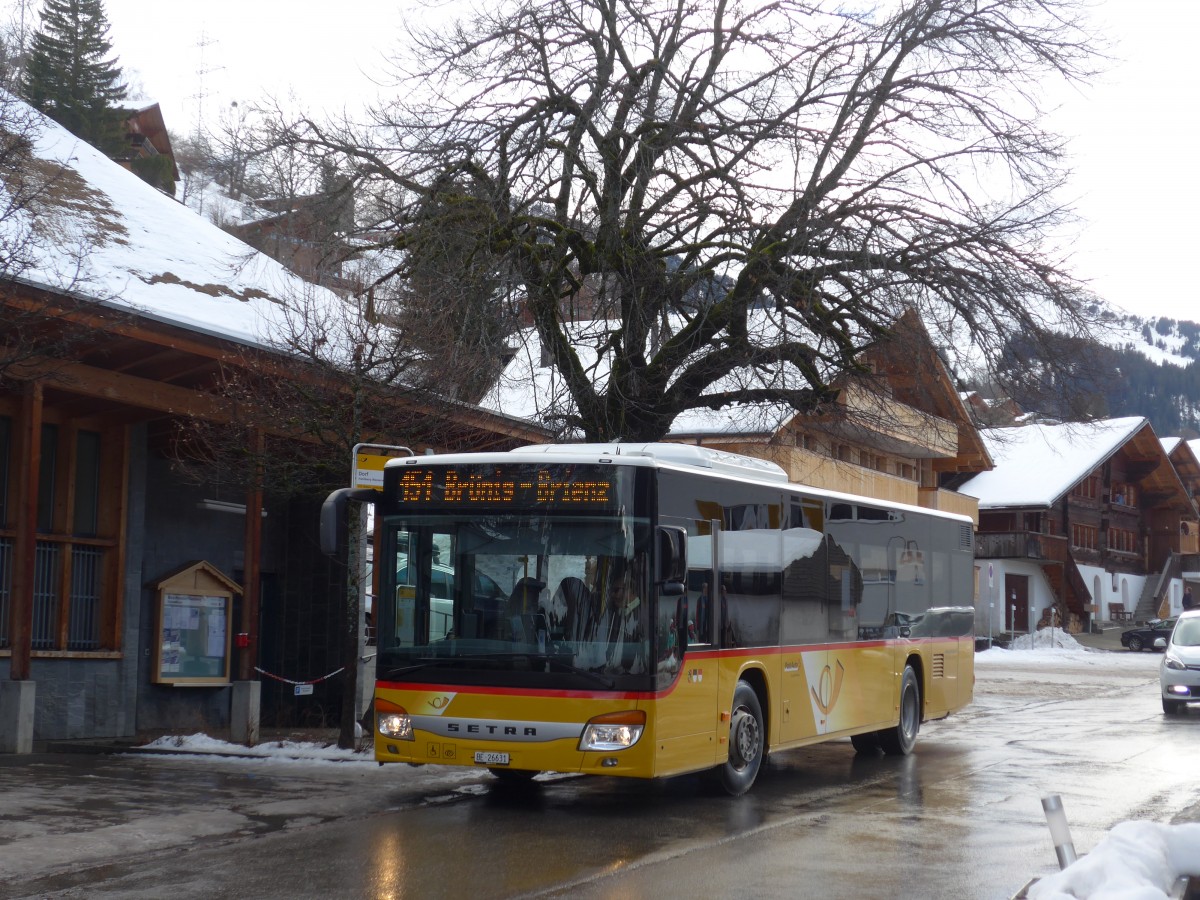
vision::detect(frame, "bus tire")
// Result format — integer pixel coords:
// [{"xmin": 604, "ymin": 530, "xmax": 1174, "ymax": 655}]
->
[
  {"xmin": 715, "ymin": 681, "xmax": 765, "ymax": 796},
  {"xmin": 880, "ymin": 665, "xmax": 920, "ymax": 756}
]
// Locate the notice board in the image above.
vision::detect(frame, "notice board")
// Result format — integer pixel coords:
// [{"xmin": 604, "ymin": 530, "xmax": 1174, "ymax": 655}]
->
[{"xmin": 152, "ymin": 561, "xmax": 241, "ymax": 686}]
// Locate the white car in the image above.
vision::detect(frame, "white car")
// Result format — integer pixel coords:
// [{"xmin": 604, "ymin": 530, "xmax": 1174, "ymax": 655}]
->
[{"xmin": 1160, "ymin": 609, "xmax": 1200, "ymax": 715}]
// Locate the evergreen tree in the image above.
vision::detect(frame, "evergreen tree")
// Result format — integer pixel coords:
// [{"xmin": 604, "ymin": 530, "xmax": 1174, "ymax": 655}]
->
[{"xmin": 19, "ymin": 0, "xmax": 126, "ymax": 154}]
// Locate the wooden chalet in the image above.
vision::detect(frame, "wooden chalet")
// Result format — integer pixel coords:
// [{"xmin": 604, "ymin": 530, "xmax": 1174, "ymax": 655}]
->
[
  {"xmin": 673, "ymin": 310, "xmax": 992, "ymax": 523},
  {"xmin": 959, "ymin": 419, "xmax": 1198, "ymax": 636},
  {"xmin": 226, "ymin": 192, "xmax": 358, "ymax": 296},
  {"xmin": 115, "ymin": 102, "xmax": 179, "ymax": 195},
  {"xmin": 0, "ymin": 98, "xmax": 548, "ymax": 752}
]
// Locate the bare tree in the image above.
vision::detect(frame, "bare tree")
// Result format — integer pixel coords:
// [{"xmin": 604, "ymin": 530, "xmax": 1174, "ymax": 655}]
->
[
  {"xmin": 384, "ymin": 175, "xmax": 519, "ymax": 402},
  {"xmin": 0, "ymin": 0, "xmax": 36, "ymax": 89},
  {"xmin": 275, "ymin": 0, "xmax": 1102, "ymax": 440}
]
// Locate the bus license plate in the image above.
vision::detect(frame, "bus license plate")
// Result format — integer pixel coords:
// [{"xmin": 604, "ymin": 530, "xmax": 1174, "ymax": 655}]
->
[{"xmin": 474, "ymin": 751, "xmax": 510, "ymax": 766}]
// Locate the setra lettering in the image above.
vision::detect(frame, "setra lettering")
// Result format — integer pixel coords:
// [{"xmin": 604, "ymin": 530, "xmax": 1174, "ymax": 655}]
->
[{"xmin": 443, "ymin": 721, "xmax": 538, "ymax": 737}]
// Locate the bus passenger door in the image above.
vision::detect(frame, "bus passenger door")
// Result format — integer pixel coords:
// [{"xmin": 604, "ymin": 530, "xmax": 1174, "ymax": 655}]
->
[{"xmin": 652, "ymin": 518, "xmax": 722, "ymax": 776}]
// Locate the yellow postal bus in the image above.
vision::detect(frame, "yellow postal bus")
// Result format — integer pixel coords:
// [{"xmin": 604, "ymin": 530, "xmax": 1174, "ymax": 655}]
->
[{"xmin": 322, "ymin": 443, "xmax": 975, "ymax": 795}]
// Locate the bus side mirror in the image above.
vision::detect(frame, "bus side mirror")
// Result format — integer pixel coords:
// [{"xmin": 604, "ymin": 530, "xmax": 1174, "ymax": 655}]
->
[
  {"xmin": 320, "ymin": 488, "xmax": 379, "ymax": 556},
  {"xmin": 656, "ymin": 525, "xmax": 688, "ymax": 594}
]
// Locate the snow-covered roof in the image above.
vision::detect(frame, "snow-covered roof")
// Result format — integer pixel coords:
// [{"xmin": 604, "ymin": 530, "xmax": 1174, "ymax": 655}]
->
[
  {"xmin": 2, "ymin": 93, "xmax": 342, "ymax": 350},
  {"xmin": 958, "ymin": 418, "xmax": 1147, "ymax": 508},
  {"xmin": 1162, "ymin": 436, "xmax": 1182, "ymax": 455}
]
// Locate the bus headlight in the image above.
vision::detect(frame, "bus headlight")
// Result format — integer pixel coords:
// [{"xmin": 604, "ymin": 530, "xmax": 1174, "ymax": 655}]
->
[
  {"xmin": 579, "ymin": 711, "xmax": 645, "ymax": 752},
  {"xmin": 376, "ymin": 700, "xmax": 415, "ymax": 740}
]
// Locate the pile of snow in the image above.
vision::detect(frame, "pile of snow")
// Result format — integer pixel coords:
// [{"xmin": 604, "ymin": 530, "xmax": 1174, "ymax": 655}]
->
[
  {"xmin": 975, "ymin": 632, "xmax": 1156, "ymax": 671},
  {"xmin": 1028, "ymin": 822, "xmax": 1200, "ymax": 900},
  {"xmin": 1007, "ymin": 628, "xmax": 1085, "ymax": 652},
  {"xmin": 138, "ymin": 732, "xmax": 370, "ymax": 763}
]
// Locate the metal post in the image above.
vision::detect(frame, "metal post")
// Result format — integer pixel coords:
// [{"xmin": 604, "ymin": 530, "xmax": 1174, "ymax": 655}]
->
[{"xmin": 1041, "ymin": 794, "xmax": 1078, "ymax": 869}]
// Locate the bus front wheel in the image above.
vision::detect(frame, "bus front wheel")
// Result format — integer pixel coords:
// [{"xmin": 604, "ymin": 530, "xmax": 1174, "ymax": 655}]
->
[
  {"xmin": 714, "ymin": 681, "xmax": 765, "ymax": 796},
  {"xmin": 880, "ymin": 665, "xmax": 921, "ymax": 756}
]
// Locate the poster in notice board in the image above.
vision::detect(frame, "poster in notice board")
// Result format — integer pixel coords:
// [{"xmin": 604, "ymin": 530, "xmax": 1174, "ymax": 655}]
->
[{"xmin": 155, "ymin": 593, "xmax": 231, "ymax": 685}]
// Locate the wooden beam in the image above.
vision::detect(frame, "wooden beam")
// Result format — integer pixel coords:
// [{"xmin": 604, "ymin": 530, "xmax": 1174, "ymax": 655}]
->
[
  {"xmin": 55, "ymin": 423, "xmax": 79, "ymax": 650},
  {"xmin": 100, "ymin": 424, "xmax": 130, "ymax": 651},
  {"xmin": 239, "ymin": 429, "xmax": 264, "ymax": 681},
  {"xmin": 9, "ymin": 382, "xmax": 42, "ymax": 680},
  {"xmin": 20, "ymin": 357, "xmax": 238, "ymax": 422},
  {"xmin": 15, "ymin": 356, "xmax": 548, "ymax": 447}
]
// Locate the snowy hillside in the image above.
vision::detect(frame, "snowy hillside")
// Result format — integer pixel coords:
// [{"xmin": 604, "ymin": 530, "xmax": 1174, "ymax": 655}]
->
[{"xmin": 1098, "ymin": 309, "xmax": 1200, "ymax": 369}]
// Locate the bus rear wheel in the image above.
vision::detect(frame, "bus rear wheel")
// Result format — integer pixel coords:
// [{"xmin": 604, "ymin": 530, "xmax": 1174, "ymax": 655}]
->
[
  {"xmin": 880, "ymin": 665, "xmax": 921, "ymax": 756},
  {"xmin": 713, "ymin": 681, "xmax": 765, "ymax": 796}
]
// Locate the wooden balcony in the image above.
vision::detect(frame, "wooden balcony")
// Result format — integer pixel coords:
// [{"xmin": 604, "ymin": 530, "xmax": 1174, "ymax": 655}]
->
[
  {"xmin": 975, "ymin": 531, "xmax": 1070, "ymax": 563},
  {"xmin": 829, "ymin": 383, "xmax": 960, "ymax": 459},
  {"xmin": 917, "ymin": 487, "xmax": 979, "ymax": 525},
  {"xmin": 777, "ymin": 448, "xmax": 921, "ymax": 505}
]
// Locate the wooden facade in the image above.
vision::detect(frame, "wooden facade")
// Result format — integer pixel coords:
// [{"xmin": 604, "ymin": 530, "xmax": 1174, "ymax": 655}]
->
[{"xmin": 0, "ymin": 287, "xmax": 549, "ymax": 742}]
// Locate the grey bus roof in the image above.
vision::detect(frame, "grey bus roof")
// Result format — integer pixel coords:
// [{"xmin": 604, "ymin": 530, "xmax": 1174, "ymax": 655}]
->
[
  {"xmin": 509, "ymin": 442, "xmax": 791, "ymax": 483},
  {"xmin": 384, "ymin": 442, "xmax": 973, "ymax": 525},
  {"xmin": 388, "ymin": 442, "xmax": 788, "ymax": 484}
]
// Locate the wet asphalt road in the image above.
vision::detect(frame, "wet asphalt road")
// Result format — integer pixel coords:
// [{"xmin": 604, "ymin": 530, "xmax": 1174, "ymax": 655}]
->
[{"xmin": 1, "ymin": 648, "xmax": 1196, "ymax": 900}]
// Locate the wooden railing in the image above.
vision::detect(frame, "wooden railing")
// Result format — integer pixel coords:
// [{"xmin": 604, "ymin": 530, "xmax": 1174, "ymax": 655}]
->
[
  {"xmin": 975, "ymin": 531, "xmax": 1069, "ymax": 562},
  {"xmin": 917, "ymin": 487, "xmax": 980, "ymax": 524}
]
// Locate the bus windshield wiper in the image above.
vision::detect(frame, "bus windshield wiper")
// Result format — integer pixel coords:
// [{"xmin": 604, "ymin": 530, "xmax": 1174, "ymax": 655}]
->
[
  {"xmin": 381, "ymin": 654, "xmax": 615, "ymax": 688},
  {"xmin": 378, "ymin": 659, "xmax": 450, "ymax": 680},
  {"xmin": 537, "ymin": 656, "xmax": 616, "ymax": 689},
  {"xmin": 382, "ymin": 654, "xmax": 522, "ymax": 676}
]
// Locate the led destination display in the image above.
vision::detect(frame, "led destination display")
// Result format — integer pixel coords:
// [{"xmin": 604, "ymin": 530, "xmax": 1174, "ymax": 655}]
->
[{"xmin": 391, "ymin": 464, "xmax": 622, "ymax": 510}]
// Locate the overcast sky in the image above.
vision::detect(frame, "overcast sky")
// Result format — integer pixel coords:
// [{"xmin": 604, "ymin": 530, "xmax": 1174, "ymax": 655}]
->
[{"xmin": 100, "ymin": 0, "xmax": 1198, "ymax": 325}]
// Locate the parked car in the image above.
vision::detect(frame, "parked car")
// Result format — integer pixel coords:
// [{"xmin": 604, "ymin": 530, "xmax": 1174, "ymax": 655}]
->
[
  {"xmin": 1160, "ymin": 610, "xmax": 1200, "ymax": 715},
  {"xmin": 1120, "ymin": 618, "xmax": 1176, "ymax": 652}
]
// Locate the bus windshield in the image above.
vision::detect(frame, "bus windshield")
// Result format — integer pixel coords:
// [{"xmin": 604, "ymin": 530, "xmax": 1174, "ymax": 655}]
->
[{"xmin": 376, "ymin": 511, "xmax": 653, "ymax": 690}]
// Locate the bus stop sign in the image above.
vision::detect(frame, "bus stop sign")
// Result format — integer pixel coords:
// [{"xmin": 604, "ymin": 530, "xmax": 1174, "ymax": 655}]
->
[{"xmin": 352, "ymin": 443, "xmax": 413, "ymax": 491}]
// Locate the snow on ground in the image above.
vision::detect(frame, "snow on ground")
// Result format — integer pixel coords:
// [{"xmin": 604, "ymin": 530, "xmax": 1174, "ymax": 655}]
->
[
  {"xmin": 136, "ymin": 639, "xmax": 1199, "ymax": 899},
  {"xmin": 977, "ymin": 628, "xmax": 1157, "ymax": 670},
  {"xmin": 970, "ymin": 636, "xmax": 1200, "ymax": 898},
  {"xmin": 139, "ymin": 732, "xmax": 372, "ymax": 764}
]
